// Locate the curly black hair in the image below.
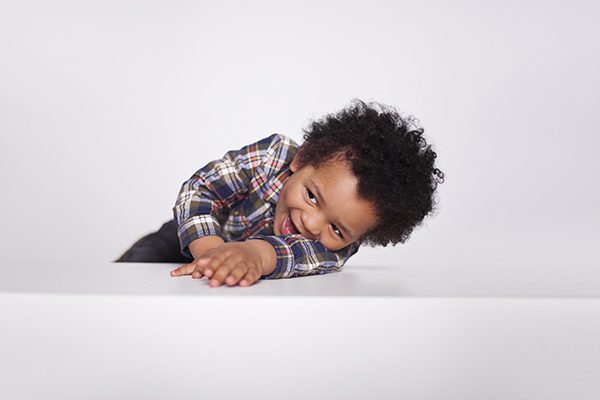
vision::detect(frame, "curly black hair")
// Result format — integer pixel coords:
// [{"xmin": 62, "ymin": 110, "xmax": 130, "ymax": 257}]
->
[{"xmin": 295, "ymin": 99, "xmax": 445, "ymax": 247}]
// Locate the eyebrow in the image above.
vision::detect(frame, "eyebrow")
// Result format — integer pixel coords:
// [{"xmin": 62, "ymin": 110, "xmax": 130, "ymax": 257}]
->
[{"xmin": 307, "ymin": 177, "xmax": 353, "ymax": 239}]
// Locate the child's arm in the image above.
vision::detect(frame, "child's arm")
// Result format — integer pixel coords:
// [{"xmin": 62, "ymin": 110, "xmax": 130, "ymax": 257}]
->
[
  {"xmin": 172, "ymin": 134, "xmax": 294, "ymax": 260},
  {"xmin": 188, "ymin": 236, "xmax": 226, "ymax": 259},
  {"xmin": 250, "ymin": 234, "xmax": 359, "ymax": 279},
  {"xmin": 183, "ymin": 235, "xmax": 359, "ymax": 286}
]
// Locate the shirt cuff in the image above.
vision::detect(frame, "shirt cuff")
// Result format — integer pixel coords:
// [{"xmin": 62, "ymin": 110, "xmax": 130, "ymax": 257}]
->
[
  {"xmin": 176, "ymin": 215, "xmax": 224, "ymax": 259},
  {"xmin": 250, "ymin": 235, "xmax": 295, "ymax": 279}
]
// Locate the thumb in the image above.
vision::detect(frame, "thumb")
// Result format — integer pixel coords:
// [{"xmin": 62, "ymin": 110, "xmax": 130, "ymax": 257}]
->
[{"xmin": 170, "ymin": 262, "xmax": 195, "ymax": 276}]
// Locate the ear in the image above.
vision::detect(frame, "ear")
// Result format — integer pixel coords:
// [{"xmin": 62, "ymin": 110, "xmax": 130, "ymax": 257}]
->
[{"xmin": 290, "ymin": 154, "xmax": 301, "ymax": 173}]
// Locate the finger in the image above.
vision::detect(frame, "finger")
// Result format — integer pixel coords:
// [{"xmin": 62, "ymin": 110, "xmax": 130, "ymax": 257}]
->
[
  {"xmin": 191, "ymin": 268, "xmax": 204, "ymax": 279},
  {"xmin": 201, "ymin": 253, "xmax": 228, "ymax": 278},
  {"xmin": 192, "ymin": 256, "xmax": 215, "ymax": 279},
  {"xmin": 210, "ymin": 260, "xmax": 236, "ymax": 287},
  {"xmin": 239, "ymin": 267, "xmax": 261, "ymax": 287},
  {"xmin": 170, "ymin": 262, "xmax": 196, "ymax": 277},
  {"xmin": 225, "ymin": 263, "xmax": 249, "ymax": 287},
  {"xmin": 191, "ymin": 258, "xmax": 212, "ymax": 279}
]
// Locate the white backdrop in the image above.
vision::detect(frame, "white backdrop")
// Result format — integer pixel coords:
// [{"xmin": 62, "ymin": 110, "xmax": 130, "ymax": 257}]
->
[{"xmin": 0, "ymin": 0, "xmax": 598, "ymax": 268}]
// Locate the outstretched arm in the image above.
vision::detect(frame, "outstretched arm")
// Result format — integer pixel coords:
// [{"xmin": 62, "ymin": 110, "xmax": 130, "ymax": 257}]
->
[
  {"xmin": 172, "ymin": 240, "xmax": 277, "ymax": 287},
  {"xmin": 173, "ymin": 235, "xmax": 358, "ymax": 287}
]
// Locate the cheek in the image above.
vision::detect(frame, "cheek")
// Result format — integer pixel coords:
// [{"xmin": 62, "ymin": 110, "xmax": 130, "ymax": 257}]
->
[
  {"xmin": 277, "ymin": 184, "xmax": 307, "ymax": 221},
  {"xmin": 291, "ymin": 185, "xmax": 305, "ymax": 205},
  {"xmin": 282, "ymin": 186, "xmax": 300, "ymax": 208},
  {"xmin": 275, "ymin": 188, "xmax": 291, "ymax": 219}
]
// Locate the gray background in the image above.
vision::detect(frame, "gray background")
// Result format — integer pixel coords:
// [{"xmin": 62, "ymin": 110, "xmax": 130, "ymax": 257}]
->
[{"xmin": 1, "ymin": 0, "xmax": 598, "ymax": 268}]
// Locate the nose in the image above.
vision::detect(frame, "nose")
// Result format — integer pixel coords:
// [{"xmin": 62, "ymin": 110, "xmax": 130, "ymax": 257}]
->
[{"xmin": 300, "ymin": 210, "xmax": 324, "ymax": 238}]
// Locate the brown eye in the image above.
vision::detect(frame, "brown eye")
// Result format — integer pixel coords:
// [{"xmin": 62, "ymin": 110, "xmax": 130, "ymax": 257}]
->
[
  {"xmin": 331, "ymin": 224, "xmax": 343, "ymax": 238},
  {"xmin": 306, "ymin": 188, "xmax": 317, "ymax": 204}
]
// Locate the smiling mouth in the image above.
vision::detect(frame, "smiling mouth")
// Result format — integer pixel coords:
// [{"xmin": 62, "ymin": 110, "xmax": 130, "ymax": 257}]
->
[{"xmin": 281, "ymin": 213, "xmax": 301, "ymax": 235}]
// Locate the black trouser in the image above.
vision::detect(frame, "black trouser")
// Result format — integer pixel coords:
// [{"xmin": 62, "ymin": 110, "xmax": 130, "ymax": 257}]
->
[{"xmin": 114, "ymin": 219, "xmax": 194, "ymax": 263}]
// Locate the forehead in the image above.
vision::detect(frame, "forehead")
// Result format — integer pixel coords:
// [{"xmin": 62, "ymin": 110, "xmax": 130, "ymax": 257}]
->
[{"xmin": 304, "ymin": 160, "xmax": 378, "ymax": 235}]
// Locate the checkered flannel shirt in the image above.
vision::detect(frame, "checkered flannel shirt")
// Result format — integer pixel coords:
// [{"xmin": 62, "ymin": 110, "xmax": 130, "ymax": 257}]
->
[{"xmin": 172, "ymin": 133, "xmax": 360, "ymax": 279}]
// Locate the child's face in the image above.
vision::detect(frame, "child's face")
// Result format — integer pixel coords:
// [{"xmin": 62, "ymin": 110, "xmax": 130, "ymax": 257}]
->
[{"xmin": 273, "ymin": 155, "xmax": 379, "ymax": 251}]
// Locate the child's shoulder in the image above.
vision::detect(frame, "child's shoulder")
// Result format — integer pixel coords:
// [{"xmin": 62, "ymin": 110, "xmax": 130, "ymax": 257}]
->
[
  {"xmin": 257, "ymin": 133, "xmax": 300, "ymax": 152},
  {"xmin": 251, "ymin": 133, "xmax": 299, "ymax": 174}
]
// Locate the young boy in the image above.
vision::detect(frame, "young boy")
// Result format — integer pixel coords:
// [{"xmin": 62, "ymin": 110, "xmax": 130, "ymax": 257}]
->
[{"xmin": 115, "ymin": 99, "xmax": 445, "ymax": 287}]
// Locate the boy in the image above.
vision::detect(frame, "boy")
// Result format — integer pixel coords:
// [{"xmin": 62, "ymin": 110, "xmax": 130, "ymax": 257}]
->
[{"xmin": 115, "ymin": 99, "xmax": 445, "ymax": 287}]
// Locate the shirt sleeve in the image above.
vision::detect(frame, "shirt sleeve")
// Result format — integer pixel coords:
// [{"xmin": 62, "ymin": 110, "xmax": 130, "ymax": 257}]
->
[
  {"xmin": 249, "ymin": 234, "xmax": 360, "ymax": 279},
  {"xmin": 172, "ymin": 134, "xmax": 295, "ymax": 259}
]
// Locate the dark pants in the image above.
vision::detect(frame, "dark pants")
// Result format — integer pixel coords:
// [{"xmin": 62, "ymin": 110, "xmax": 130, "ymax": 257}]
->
[{"xmin": 114, "ymin": 219, "xmax": 194, "ymax": 263}]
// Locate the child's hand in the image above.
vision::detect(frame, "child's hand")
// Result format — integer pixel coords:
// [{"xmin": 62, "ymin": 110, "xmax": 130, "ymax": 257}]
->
[{"xmin": 171, "ymin": 242, "xmax": 264, "ymax": 287}]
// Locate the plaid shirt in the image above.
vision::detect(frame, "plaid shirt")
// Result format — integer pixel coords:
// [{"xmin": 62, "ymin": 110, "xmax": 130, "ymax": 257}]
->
[{"xmin": 172, "ymin": 133, "xmax": 360, "ymax": 279}]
